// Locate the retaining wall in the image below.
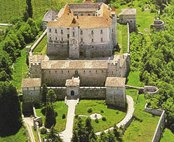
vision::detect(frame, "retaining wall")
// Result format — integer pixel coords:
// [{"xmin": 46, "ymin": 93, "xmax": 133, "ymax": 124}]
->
[
  {"xmin": 144, "ymin": 103, "xmax": 166, "ymax": 142},
  {"xmin": 152, "ymin": 111, "xmax": 166, "ymax": 142}
]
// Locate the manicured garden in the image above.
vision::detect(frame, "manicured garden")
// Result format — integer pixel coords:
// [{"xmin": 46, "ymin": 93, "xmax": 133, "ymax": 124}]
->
[
  {"xmin": 75, "ymin": 100, "xmax": 126, "ymax": 132},
  {"xmin": 36, "ymin": 101, "xmax": 68, "ymax": 132},
  {"xmin": 0, "ymin": 127, "xmax": 27, "ymax": 142}
]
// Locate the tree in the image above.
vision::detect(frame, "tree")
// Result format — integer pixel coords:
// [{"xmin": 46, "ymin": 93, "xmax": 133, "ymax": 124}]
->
[
  {"xmin": 46, "ymin": 127, "xmax": 63, "ymax": 142},
  {"xmin": 45, "ymin": 104, "xmax": 56, "ymax": 128},
  {"xmin": 47, "ymin": 89, "xmax": 56, "ymax": 104},
  {"xmin": 0, "ymin": 82, "xmax": 22, "ymax": 136},
  {"xmin": 71, "ymin": 130, "xmax": 79, "ymax": 142},
  {"xmin": 26, "ymin": 0, "xmax": 33, "ymax": 18},
  {"xmin": 42, "ymin": 83, "xmax": 48, "ymax": 105}
]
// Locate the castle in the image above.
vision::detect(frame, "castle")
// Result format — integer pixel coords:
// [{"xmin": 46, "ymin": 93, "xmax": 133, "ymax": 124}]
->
[{"xmin": 22, "ymin": 0, "xmax": 130, "ymax": 110}]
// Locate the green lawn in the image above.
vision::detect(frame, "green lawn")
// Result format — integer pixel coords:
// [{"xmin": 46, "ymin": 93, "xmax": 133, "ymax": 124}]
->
[
  {"xmin": 75, "ymin": 100, "xmax": 126, "ymax": 132},
  {"xmin": 11, "ymin": 48, "xmax": 28, "ymax": 91},
  {"xmin": 127, "ymin": 71, "xmax": 144, "ymax": 87},
  {"xmin": 0, "ymin": 127, "xmax": 27, "ymax": 142},
  {"xmin": 117, "ymin": 24, "xmax": 128, "ymax": 53},
  {"xmin": 36, "ymin": 101, "xmax": 68, "ymax": 132},
  {"xmin": 123, "ymin": 89, "xmax": 160, "ymax": 142},
  {"xmin": 33, "ymin": 35, "xmax": 47, "ymax": 55},
  {"xmin": 160, "ymin": 128, "xmax": 174, "ymax": 142}
]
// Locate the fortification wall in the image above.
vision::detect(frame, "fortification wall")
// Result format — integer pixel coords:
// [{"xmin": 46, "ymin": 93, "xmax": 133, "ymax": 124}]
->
[
  {"xmin": 152, "ymin": 111, "xmax": 166, "ymax": 142},
  {"xmin": 48, "ymin": 87, "xmax": 66, "ymax": 100},
  {"xmin": 43, "ymin": 69, "xmax": 107, "ymax": 87},
  {"xmin": 80, "ymin": 87, "xmax": 106, "ymax": 99}
]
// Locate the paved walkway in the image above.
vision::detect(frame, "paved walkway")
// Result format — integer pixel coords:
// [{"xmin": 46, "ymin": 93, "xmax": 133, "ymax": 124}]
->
[
  {"xmin": 60, "ymin": 98, "xmax": 79, "ymax": 142},
  {"xmin": 23, "ymin": 117, "xmax": 35, "ymax": 142},
  {"xmin": 95, "ymin": 95, "xmax": 134, "ymax": 135}
]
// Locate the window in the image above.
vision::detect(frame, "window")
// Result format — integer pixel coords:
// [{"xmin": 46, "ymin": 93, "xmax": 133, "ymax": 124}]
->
[
  {"xmin": 61, "ymin": 30, "xmax": 63, "ymax": 34},
  {"xmin": 88, "ymin": 14, "xmax": 90, "ymax": 16},
  {"xmin": 55, "ymin": 29, "xmax": 57, "ymax": 33},
  {"xmin": 49, "ymin": 37, "xmax": 52, "ymax": 40},
  {"xmin": 55, "ymin": 71, "xmax": 57, "ymax": 73},
  {"xmin": 55, "ymin": 37, "xmax": 57, "ymax": 40},
  {"xmin": 61, "ymin": 38, "xmax": 63, "ymax": 41},
  {"xmin": 81, "ymin": 14, "xmax": 83, "ymax": 16},
  {"xmin": 67, "ymin": 34, "xmax": 69, "ymax": 38},
  {"xmin": 101, "ymin": 30, "xmax": 103, "ymax": 34},
  {"xmin": 91, "ymin": 30, "xmax": 94, "ymax": 35},
  {"xmin": 73, "ymin": 32, "xmax": 75, "ymax": 37},
  {"xmin": 49, "ymin": 28, "xmax": 51, "ymax": 32},
  {"xmin": 92, "ymin": 39, "xmax": 94, "ymax": 42},
  {"xmin": 80, "ymin": 30, "xmax": 83, "ymax": 35},
  {"xmin": 101, "ymin": 38, "xmax": 103, "ymax": 42},
  {"xmin": 81, "ymin": 38, "xmax": 83, "ymax": 42}
]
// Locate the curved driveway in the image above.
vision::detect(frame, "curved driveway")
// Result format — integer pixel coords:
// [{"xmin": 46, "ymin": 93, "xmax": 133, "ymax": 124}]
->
[{"xmin": 95, "ymin": 95, "xmax": 134, "ymax": 135}]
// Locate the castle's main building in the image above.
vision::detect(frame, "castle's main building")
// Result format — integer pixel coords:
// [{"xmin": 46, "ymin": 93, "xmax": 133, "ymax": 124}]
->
[
  {"xmin": 47, "ymin": 0, "xmax": 117, "ymax": 59},
  {"xmin": 22, "ymin": 0, "xmax": 130, "ymax": 110}
]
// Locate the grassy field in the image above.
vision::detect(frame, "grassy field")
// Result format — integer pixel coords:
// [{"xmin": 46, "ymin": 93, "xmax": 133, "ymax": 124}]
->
[
  {"xmin": 127, "ymin": 71, "xmax": 144, "ymax": 87},
  {"xmin": 0, "ymin": 0, "xmax": 83, "ymax": 22},
  {"xmin": 160, "ymin": 128, "xmax": 174, "ymax": 142},
  {"xmin": 0, "ymin": 127, "xmax": 27, "ymax": 142},
  {"xmin": 11, "ymin": 48, "xmax": 28, "ymax": 91},
  {"xmin": 123, "ymin": 89, "xmax": 159, "ymax": 142},
  {"xmin": 75, "ymin": 100, "xmax": 126, "ymax": 132},
  {"xmin": 0, "ymin": 0, "xmax": 26, "ymax": 22},
  {"xmin": 33, "ymin": 35, "xmax": 47, "ymax": 55},
  {"xmin": 117, "ymin": 24, "xmax": 128, "ymax": 53},
  {"xmin": 36, "ymin": 101, "xmax": 68, "ymax": 132}
]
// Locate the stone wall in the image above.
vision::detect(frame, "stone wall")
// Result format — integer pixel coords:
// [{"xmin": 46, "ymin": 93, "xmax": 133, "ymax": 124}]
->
[
  {"xmin": 144, "ymin": 103, "xmax": 166, "ymax": 142},
  {"xmin": 42, "ymin": 69, "xmax": 108, "ymax": 87},
  {"xmin": 144, "ymin": 103, "xmax": 163, "ymax": 116},
  {"xmin": 47, "ymin": 87, "xmax": 66, "ymax": 100},
  {"xmin": 152, "ymin": 111, "xmax": 166, "ymax": 142},
  {"xmin": 80, "ymin": 87, "xmax": 106, "ymax": 99}
]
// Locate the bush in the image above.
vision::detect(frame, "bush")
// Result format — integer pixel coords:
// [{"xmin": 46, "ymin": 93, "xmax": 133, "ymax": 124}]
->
[
  {"xmin": 75, "ymin": 115, "xmax": 79, "ymax": 119},
  {"xmin": 95, "ymin": 118, "xmax": 99, "ymax": 123},
  {"xmin": 102, "ymin": 117, "xmax": 107, "ymax": 121},
  {"xmin": 116, "ymin": 111, "xmax": 119, "ymax": 114},
  {"xmin": 100, "ymin": 110, "xmax": 104, "ymax": 113},
  {"xmin": 40, "ymin": 127, "xmax": 47, "ymax": 134},
  {"xmin": 87, "ymin": 107, "xmax": 93, "ymax": 113},
  {"xmin": 62, "ymin": 114, "xmax": 66, "ymax": 119}
]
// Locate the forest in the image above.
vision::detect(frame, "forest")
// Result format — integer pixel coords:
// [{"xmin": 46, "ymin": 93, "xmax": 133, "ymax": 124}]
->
[{"xmin": 130, "ymin": 0, "xmax": 174, "ymax": 132}]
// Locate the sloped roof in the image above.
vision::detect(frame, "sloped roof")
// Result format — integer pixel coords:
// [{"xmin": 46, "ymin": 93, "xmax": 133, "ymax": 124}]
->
[
  {"xmin": 22, "ymin": 78, "xmax": 41, "ymax": 88},
  {"xmin": 43, "ymin": 9, "xmax": 58, "ymax": 22},
  {"xmin": 47, "ymin": 2, "xmax": 113, "ymax": 28},
  {"xmin": 119, "ymin": 8, "xmax": 136, "ymax": 16},
  {"xmin": 105, "ymin": 77, "xmax": 126, "ymax": 87}
]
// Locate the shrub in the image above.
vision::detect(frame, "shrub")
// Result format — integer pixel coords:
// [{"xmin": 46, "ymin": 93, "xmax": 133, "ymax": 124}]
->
[
  {"xmin": 40, "ymin": 127, "xmax": 47, "ymax": 134},
  {"xmin": 116, "ymin": 111, "xmax": 119, "ymax": 114},
  {"xmin": 75, "ymin": 115, "xmax": 79, "ymax": 119},
  {"xmin": 100, "ymin": 110, "xmax": 104, "ymax": 113},
  {"xmin": 95, "ymin": 118, "xmax": 99, "ymax": 123},
  {"xmin": 102, "ymin": 117, "xmax": 107, "ymax": 121},
  {"xmin": 87, "ymin": 107, "xmax": 93, "ymax": 113},
  {"xmin": 62, "ymin": 114, "xmax": 66, "ymax": 119}
]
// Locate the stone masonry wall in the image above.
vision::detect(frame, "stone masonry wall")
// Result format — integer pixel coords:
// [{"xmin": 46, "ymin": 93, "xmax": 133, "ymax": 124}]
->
[{"xmin": 80, "ymin": 87, "xmax": 106, "ymax": 99}]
